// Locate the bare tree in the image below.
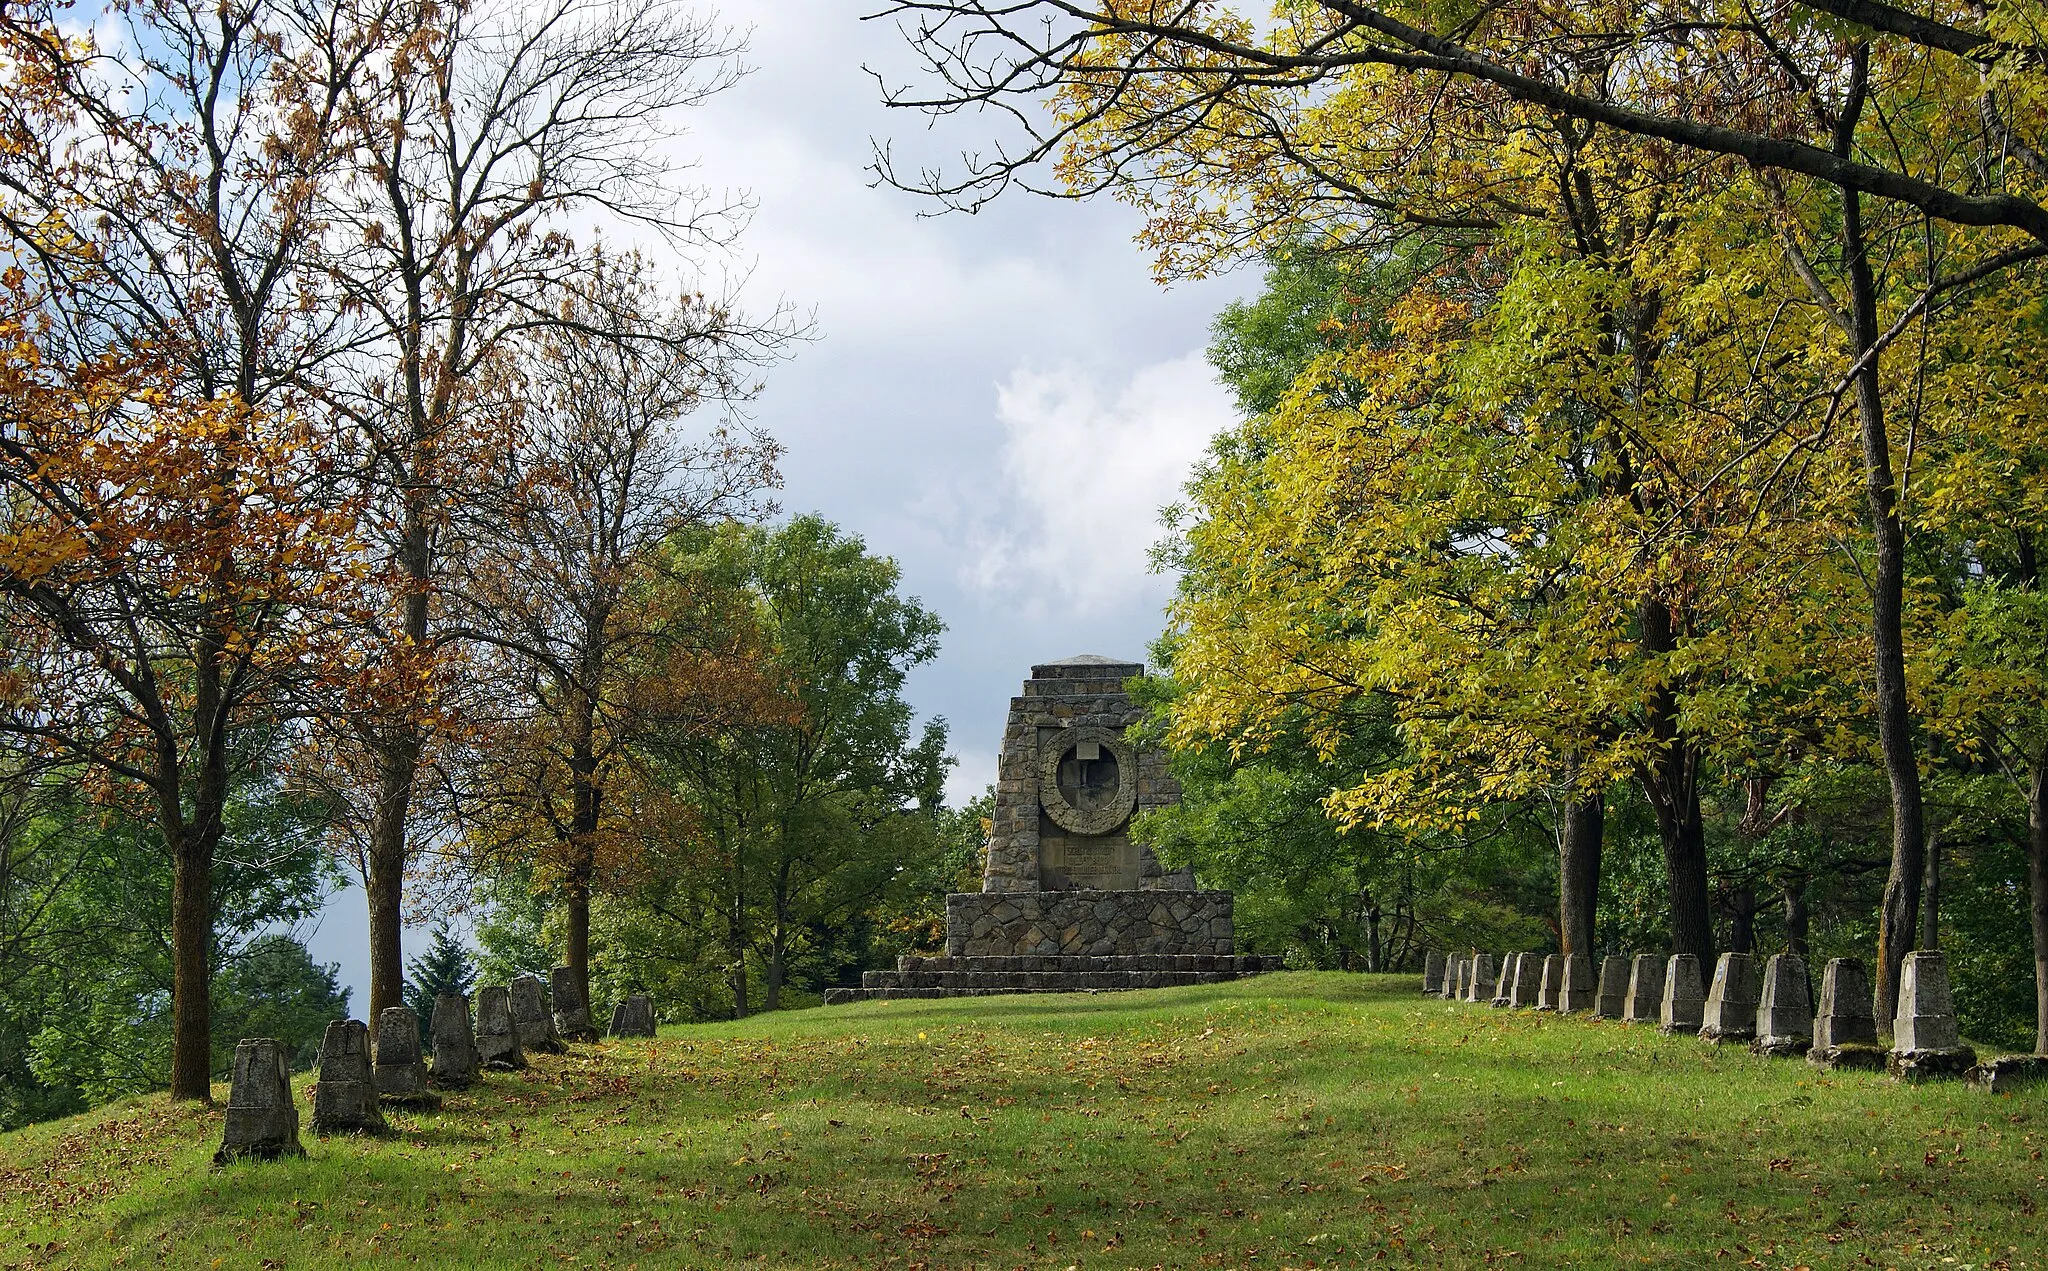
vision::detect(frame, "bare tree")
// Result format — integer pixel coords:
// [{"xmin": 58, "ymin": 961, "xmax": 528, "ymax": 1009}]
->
[
  {"xmin": 0, "ymin": 0, "xmax": 380, "ymax": 1100},
  {"xmin": 316, "ymin": 0, "xmax": 770, "ymax": 1030},
  {"xmin": 445, "ymin": 251, "xmax": 786, "ymax": 1027}
]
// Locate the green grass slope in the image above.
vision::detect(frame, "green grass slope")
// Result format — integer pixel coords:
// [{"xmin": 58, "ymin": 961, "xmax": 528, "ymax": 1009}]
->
[{"xmin": 0, "ymin": 973, "xmax": 2042, "ymax": 1269}]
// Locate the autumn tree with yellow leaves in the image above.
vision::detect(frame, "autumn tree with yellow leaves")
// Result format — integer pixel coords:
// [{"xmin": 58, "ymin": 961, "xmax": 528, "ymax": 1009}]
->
[
  {"xmin": 882, "ymin": 0, "xmax": 2048, "ymax": 1035},
  {"xmin": 0, "ymin": 0, "xmax": 374, "ymax": 1100}
]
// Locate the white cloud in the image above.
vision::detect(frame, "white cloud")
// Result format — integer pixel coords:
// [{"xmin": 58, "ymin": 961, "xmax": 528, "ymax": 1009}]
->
[{"xmin": 966, "ymin": 352, "xmax": 1235, "ymax": 615}]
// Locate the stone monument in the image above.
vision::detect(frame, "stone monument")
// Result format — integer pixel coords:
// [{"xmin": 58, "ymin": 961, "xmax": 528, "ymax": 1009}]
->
[
  {"xmin": 1592, "ymin": 955, "xmax": 1629, "ymax": 1018},
  {"xmin": 1659, "ymin": 954, "xmax": 1705, "ymax": 1035},
  {"xmin": 1751, "ymin": 953, "xmax": 1813, "ymax": 1056},
  {"xmin": 1443, "ymin": 954, "xmax": 1467, "ymax": 1001},
  {"xmin": 1622, "ymin": 953, "xmax": 1665, "ymax": 1024},
  {"xmin": 551, "ymin": 966, "xmax": 595, "ymax": 1041},
  {"xmin": 429, "ymin": 992, "xmax": 481, "ymax": 1087},
  {"xmin": 1558, "ymin": 954, "xmax": 1596, "ymax": 1014},
  {"xmin": 1464, "ymin": 953, "xmax": 1497, "ymax": 1003},
  {"xmin": 1535, "ymin": 954, "xmax": 1564, "ymax": 1010},
  {"xmin": 311, "ymin": 1019, "xmax": 385, "ymax": 1134},
  {"xmin": 1506, "ymin": 953, "xmax": 1543, "ymax": 1007},
  {"xmin": 510, "ymin": 975, "xmax": 566, "ymax": 1054},
  {"xmin": 215, "ymin": 1038, "xmax": 303, "ymax": 1165},
  {"xmin": 1490, "ymin": 952, "xmax": 1516, "ymax": 1006},
  {"xmin": 1700, "ymin": 953, "xmax": 1759, "ymax": 1043},
  {"xmin": 1809, "ymin": 957, "xmax": 1884, "ymax": 1071},
  {"xmin": 1422, "ymin": 950, "xmax": 1445, "ymax": 995},
  {"xmin": 373, "ymin": 1006, "xmax": 438, "ymax": 1107},
  {"xmin": 610, "ymin": 993, "xmax": 657, "ymax": 1038},
  {"xmin": 476, "ymin": 986, "xmax": 526, "ymax": 1070},
  {"xmin": 1889, "ymin": 950, "xmax": 1976, "ymax": 1081},
  {"xmin": 825, "ymin": 657, "xmax": 1281, "ymax": 1002}
]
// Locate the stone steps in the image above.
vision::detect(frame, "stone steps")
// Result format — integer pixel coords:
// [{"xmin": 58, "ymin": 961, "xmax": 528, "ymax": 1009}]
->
[
  {"xmin": 821, "ymin": 954, "xmax": 1283, "ymax": 1004},
  {"xmin": 897, "ymin": 953, "xmax": 1278, "ymax": 974}
]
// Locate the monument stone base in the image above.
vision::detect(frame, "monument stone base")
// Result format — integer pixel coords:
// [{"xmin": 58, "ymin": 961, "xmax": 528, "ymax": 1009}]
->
[{"xmin": 825, "ymin": 890, "xmax": 1280, "ymax": 1003}]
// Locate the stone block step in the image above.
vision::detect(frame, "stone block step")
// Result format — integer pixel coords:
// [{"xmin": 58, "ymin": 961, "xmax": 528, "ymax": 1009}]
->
[
  {"xmin": 822, "ymin": 958, "xmax": 1282, "ymax": 1005},
  {"xmin": 896, "ymin": 953, "xmax": 1282, "ymax": 974}
]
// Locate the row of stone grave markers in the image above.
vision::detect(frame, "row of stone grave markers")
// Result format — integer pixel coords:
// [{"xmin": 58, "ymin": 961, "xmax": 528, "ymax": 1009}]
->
[
  {"xmin": 1420, "ymin": 947, "xmax": 2046, "ymax": 1094},
  {"xmin": 215, "ymin": 969, "xmax": 660, "ymax": 1165}
]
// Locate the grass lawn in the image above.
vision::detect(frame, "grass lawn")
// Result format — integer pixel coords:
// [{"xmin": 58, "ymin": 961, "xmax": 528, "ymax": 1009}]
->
[{"xmin": 0, "ymin": 972, "xmax": 2042, "ymax": 1270}]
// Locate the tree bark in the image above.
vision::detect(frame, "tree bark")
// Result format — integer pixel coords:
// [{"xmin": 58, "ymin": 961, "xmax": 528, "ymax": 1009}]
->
[
  {"xmin": 1727, "ymin": 884, "xmax": 1757, "ymax": 956},
  {"xmin": 366, "ymin": 540, "xmax": 433, "ymax": 1036},
  {"xmin": 168, "ymin": 825, "xmax": 214, "ymax": 1101},
  {"xmin": 1781, "ymin": 875, "xmax": 1810, "ymax": 960},
  {"xmin": 365, "ymin": 737, "xmax": 418, "ymax": 1042},
  {"xmin": 1920, "ymin": 832, "xmax": 1941, "ymax": 951},
  {"xmin": 765, "ymin": 922, "xmax": 784, "ymax": 1012},
  {"xmin": 1558, "ymin": 793, "xmax": 1604, "ymax": 958},
  {"xmin": 2030, "ymin": 758, "xmax": 2048, "ymax": 1054},
  {"xmin": 728, "ymin": 847, "xmax": 749, "ymax": 1019},
  {"xmin": 1842, "ymin": 176, "xmax": 1926, "ymax": 1027},
  {"xmin": 564, "ymin": 686, "xmax": 601, "ymax": 1015},
  {"xmin": 1637, "ymin": 596, "xmax": 1713, "ymax": 964},
  {"xmin": 565, "ymin": 878, "xmax": 590, "ymax": 1014}
]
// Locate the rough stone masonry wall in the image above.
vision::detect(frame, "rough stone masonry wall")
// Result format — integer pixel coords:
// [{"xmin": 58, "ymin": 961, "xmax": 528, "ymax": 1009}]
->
[
  {"xmin": 982, "ymin": 659, "xmax": 1182, "ymax": 892},
  {"xmin": 947, "ymin": 890, "xmax": 1233, "ymax": 957}
]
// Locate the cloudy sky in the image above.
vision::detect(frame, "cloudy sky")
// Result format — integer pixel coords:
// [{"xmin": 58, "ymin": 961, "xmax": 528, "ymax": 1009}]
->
[{"xmin": 305, "ymin": 0, "xmax": 1257, "ymax": 1004}]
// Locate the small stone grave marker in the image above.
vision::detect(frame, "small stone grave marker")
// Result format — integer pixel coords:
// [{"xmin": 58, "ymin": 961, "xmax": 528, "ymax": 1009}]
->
[
  {"xmin": 552, "ymin": 966, "xmax": 595, "ymax": 1041},
  {"xmin": 1622, "ymin": 954, "xmax": 1664, "ymax": 1025},
  {"xmin": 1422, "ymin": 950, "xmax": 1445, "ymax": 996},
  {"xmin": 1558, "ymin": 954, "xmax": 1596, "ymax": 1014},
  {"xmin": 1700, "ymin": 953, "xmax": 1758, "ymax": 1043},
  {"xmin": 1464, "ymin": 953, "xmax": 1496, "ymax": 1003},
  {"xmin": 1507, "ymin": 953, "xmax": 1543, "ymax": 1008},
  {"xmin": 1751, "ymin": 953, "xmax": 1812, "ymax": 1057},
  {"xmin": 215, "ymin": 1038, "xmax": 304, "ymax": 1165},
  {"xmin": 374, "ymin": 1006, "xmax": 440, "ymax": 1107},
  {"xmin": 1889, "ymin": 951, "xmax": 1975, "ymax": 1081},
  {"xmin": 610, "ymin": 994, "xmax": 657, "ymax": 1038},
  {"xmin": 510, "ymin": 975, "xmax": 566, "ymax": 1054},
  {"xmin": 1534, "ymin": 954, "xmax": 1564, "ymax": 1011},
  {"xmin": 476, "ymin": 986, "xmax": 527, "ymax": 1070},
  {"xmin": 311, "ymin": 1019, "xmax": 385, "ymax": 1134},
  {"xmin": 1809, "ymin": 957, "xmax": 1883, "ymax": 1071},
  {"xmin": 1659, "ymin": 954, "xmax": 1705, "ymax": 1035},
  {"xmin": 429, "ymin": 992, "xmax": 480, "ymax": 1088},
  {"xmin": 1593, "ymin": 956, "xmax": 1629, "ymax": 1019}
]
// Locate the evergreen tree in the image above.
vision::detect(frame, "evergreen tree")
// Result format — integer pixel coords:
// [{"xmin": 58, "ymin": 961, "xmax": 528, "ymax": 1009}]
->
[{"xmin": 403, "ymin": 924, "xmax": 475, "ymax": 1054}]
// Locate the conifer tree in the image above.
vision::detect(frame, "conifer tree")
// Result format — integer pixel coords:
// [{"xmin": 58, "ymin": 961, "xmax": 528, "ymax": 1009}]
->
[{"xmin": 403, "ymin": 925, "xmax": 475, "ymax": 1054}]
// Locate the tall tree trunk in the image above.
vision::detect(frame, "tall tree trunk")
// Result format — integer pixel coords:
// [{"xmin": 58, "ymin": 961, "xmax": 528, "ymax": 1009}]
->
[
  {"xmin": 564, "ymin": 690, "xmax": 600, "ymax": 1013},
  {"xmin": 365, "ymin": 738, "xmax": 417, "ymax": 1043},
  {"xmin": 727, "ymin": 848, "xmax": 749, "ymax": 1019},
  {"xmin": 1920, "ymin": 832, "xmax": 1941, "ymax": 951},
  {"xmin": 1833, "ymin": 49, "xmax": 1927, "ymax": 1029},
  {"xmin": 1727, "ymin": 884, "xmax": 1757, "ymax": 956},
  {"xmin": 169, "ymin": 624, "xmax": 231, "ymax": 1101},
  {"xmin": 1638, "ymin": 597, "xmax": 1713, "ymax": 964},
  {"xmin": 366, "ymin": 555, "xmax": 433, "ymax": 1037},
  {"xmin": 2030, "ymin": 758, "xmax": 2048, "ymax": 1054},
  {"xmin": 1781, "ymin": 874, "xmax": 1810, "ymax": 960},
  {"xmin": 765, "ymin": 921, "xmax": 784, "ymax": 1012},
  {"xmin": 168, "ymin": 824, "xmax": 214, "ymax": 1101},
  {"xmin": 565, "ymin": 876, "xmax": 590, "ymax": 1012},
  {"xmin": 1559, "ymin": 793, "xmax": 1604, "ymax": 958}
]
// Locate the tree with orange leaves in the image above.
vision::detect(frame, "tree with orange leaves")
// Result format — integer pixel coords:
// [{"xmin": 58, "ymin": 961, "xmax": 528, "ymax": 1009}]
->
[
  {"xmin": 0, "ymin": 0, "xmax": 374, "ymax": 1099},
  {"xmin": 0, "ymin": 282, "xmax": 360, "ymax": 1101},
  {"xmin": 441, "ymin": 253, "xmax": 785, "ymax": 1028}
]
